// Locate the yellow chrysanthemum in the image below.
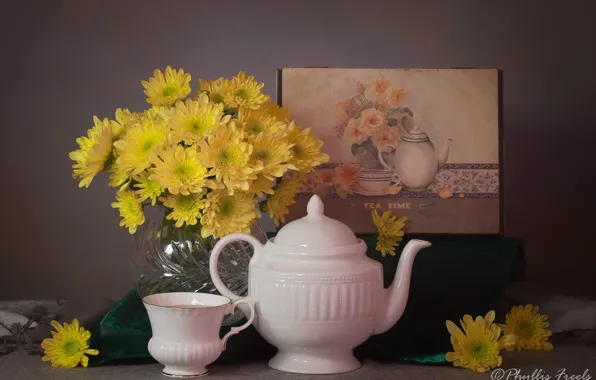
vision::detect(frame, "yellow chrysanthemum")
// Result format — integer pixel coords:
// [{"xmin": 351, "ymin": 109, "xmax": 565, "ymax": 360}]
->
[
  {"xmin": 264, "ymin": 173, "xmax": 304, "ymax": 226},
  {"xmin": 169, "ymin": 98, "xmax": 230, "ymax": 143},
  {"xmin": 110, "ymin": 108, "xmax": 139, "ymax": 139},
  {"xmin": 372, "ymin": 209, "xmax": 407, "ymax": 257},
  {"xmin": 284, "ymin": 122, "xmax": 329, "ymax": 172},
  {"xmin": 111, "ymin": 190, "xmax": 145, "ymax": 234},
  {"xmin": 198, "ymin": 122, "xmax": 260, "ymax": 194},
  {"xmin": 200, "ymin": 189, "xmax": 260, "ymax": 238},
  {"xmin": 223, "ymin": 71, "xmax": 268, "ymax": 110},
  {"xmin": 161, "ymin": 193, "xmax": 205, "ymax": 228},
  {"xmin": 142, "ymin": 66, "xmax": 191, "ymax": 106},
  {"xmin": 108, "ymin": 162, "xmax": 132, "ymax": 190},
  {"xmin": 251, "ymin": 174, "xmax": 276, "ymax": 198},
  {"xmin": 260, "ymin": 103, "xmax": 291, "ymax": 123},
  {"xmin": 113, "ymin": 117, "xmax": 170, "ymax": 176},
  {"xmin": 198, "ymin": 77, "xmax": 228, "ymax": 105},
  {"xmin": 446, "ymin": 311, "xmax": 516, "ymax": 373},
  {"xmin": 251, "ymin": 132, "xmax": 295, "ymax": 180},
  {"xmin": 133, "ymin": 171, "xmax": 163, "ymax": 205},
  {"xmin": 41, "ymin": 319, "xmax": 99, "ymax": 368},
  {"xmin": 149, "ymin": 145, "xmax": 212, "ymax": 195},
  {"xmin": 238, "ymin": 107, "xmax": 286, "ymax": 140},
  {"xmin": 69, "ymin": 117, "xmax": 114, "ymax": 188},
  {"xmin": 502, "ymin": 304, "xmax": 553, "ymax": 351}
]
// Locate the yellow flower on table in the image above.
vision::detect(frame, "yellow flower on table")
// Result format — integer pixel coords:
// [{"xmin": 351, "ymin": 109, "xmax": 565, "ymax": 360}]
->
[
  {"xmin": 198, "ymin": 122, "xmax": 259, "ymax": 194},
  {"xmin": 501, "ymin": 304, "xmax": 553, "ymax": 351},
  {"xmin": 200, "ymin": 189, "xmax": 259, "ymax": 238},
  {"xmin": 250, "ymin": 132, "xmax": 294, "ymax": 180},
  {"xmin": 223, "ymin": 71, "xmax": 268, "ymax": 110},
  {"xmin": 41, "ymin": 318, "xmax": 99, "ymax": 368},
  {"xmin": 285, "ymin": 122, "xmax": 330, "ymax": 173},
  {"xmin": 113, "ymin": 116, "xmax": 170, "ymax": 176},
  {"xmin": 111, "ymin": 190, "xmax": 145, "ymax": 234},
  {"xmin": 142, "ymin": 66, "xmax": 191, "ymax": 106},
  {"xmin": 446, "ymin": 311, "xmax": 516, "ymax": 372},
  {"xmin": 150, "ymin": 145, "xmax": 211, "ymax": 196},
  {"xmin": 69, "ymin": 116, "xmax": 114, "ymax": 188},
  {"xmin": 264, "ymin": 173, "xmax": 305, "ymax": 226},
  {"xmin": 372, "ymin": 209, "xmax": 407, "ymax": 257},
  {"xmin": 198, "ymin": 77, "xmax": 228, "ymax": 105},
  {"xmin": 108, "ymin": 161, "xmax": 131, "ymax": 190},
  {"xmin": 161, "ymin": 192, "xmax": 205, "ymax": 228},
  {"xmin": 110, "ymin": 108, "xmax": 139, "ymax": 139},
  {"xmin": 169, "ymin": 97, "xmax": 230, "ymax": 144},
  {"xmin": 133, "ymin": 171, "xmax": 163, "ymax": 205}
]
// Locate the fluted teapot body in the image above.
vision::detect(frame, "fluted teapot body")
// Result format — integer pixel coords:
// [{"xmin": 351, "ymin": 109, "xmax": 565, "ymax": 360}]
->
[{"xmin": 209, "ymin": 195, "xmax": 430, "ymax": 374}]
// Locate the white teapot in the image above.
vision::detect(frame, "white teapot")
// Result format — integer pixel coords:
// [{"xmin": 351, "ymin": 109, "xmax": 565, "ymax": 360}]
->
[{"xmin": 209, "ymin": 195, "xmax": 431, "ymax": 374}]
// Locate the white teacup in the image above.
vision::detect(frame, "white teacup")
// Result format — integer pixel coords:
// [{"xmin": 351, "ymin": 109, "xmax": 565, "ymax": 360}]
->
[
  {"xmin": 357, "ymin": 172, "xmax": 400, "ymax": 193},
  {"xmin": 143, "ymin": 292, "xmax": 255, "ymax": 377}
]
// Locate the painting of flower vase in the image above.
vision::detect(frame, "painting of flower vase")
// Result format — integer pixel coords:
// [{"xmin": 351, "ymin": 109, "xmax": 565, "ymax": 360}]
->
[{"xmin": 278, "ymin": 68, "xmax": 502, "ymax": 234}]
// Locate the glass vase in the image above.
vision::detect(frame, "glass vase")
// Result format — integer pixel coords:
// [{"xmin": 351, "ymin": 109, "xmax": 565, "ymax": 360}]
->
[{"xmin": 132, "ymin": 206, "xmax": 267, "ymax": 325}]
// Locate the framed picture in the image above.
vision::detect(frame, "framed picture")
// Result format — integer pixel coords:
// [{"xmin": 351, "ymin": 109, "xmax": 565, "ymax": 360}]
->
[{"xmin": 278, "ymin": 68, "xmax": 503, "ymax": 234}]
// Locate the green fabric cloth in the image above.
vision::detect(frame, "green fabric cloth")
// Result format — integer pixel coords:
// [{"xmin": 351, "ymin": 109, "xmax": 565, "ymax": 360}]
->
[{"xmin": 89, "ymin": 235, "xmax": 523, "ymax": 367}]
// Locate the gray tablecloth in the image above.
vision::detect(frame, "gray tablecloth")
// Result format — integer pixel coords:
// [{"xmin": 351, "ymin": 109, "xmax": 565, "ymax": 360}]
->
[{"xmin": 1, "ymin": 345, "xmax": 595, "ymax": 380}]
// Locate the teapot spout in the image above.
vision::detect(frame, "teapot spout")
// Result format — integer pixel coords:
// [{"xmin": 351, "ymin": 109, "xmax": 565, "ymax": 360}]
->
[
  {"xmin": 437, "ymin": 139, "xmax": 452, "ymax": 169},
  {"xmin": 374, "ymin": 239, "xmax": 431, "ymax": 335}
]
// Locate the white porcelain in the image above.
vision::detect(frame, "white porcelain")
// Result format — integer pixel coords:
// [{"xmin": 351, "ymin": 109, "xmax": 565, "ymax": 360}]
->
[
  {"xmin": 143, "ymin": 293, "xmax": 255, "ymax": 378},
  {"xmin": 378, "ymin": 124, "xmax": 451, "ymax": 191},
  {"xmin": 357, "ymin": 178, "xmax": 395, "ymax": 193},
  {"xmin": 351, "ymin": 183, "xmax": 397, "ymax": 196},
  {"xmin": 209, "ymin": 195, "xmax": 431, "ymax": 374}
]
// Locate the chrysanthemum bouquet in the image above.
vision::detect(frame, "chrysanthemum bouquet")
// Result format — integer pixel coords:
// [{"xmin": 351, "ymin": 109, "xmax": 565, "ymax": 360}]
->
[{"xmin": 69, "ymin": 67, "xmax": 329, "ymax": 238}]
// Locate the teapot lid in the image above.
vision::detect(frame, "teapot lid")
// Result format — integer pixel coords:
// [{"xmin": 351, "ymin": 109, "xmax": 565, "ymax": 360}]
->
[
  {"xmin": 273, "ymin": 195, "xmax": 359, "ymax": 248},
  {"xmin": 401, "ymin": 124, "xmax": 430, "ymax": 143}
]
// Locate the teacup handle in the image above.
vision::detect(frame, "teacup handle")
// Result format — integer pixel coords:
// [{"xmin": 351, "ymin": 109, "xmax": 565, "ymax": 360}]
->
[
  {"xmin": 391, "ymin": 172, "xmax": 401, "ymax": 186},
  {"xmin": 221, "ymin": 299, "xmax": 255, "ymax": 350}
]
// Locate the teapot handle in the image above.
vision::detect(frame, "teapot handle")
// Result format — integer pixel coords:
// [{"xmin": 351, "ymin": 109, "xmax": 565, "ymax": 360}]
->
[
  {"xmin": 377, "ymin": 144, "xmax": 395, "ymax": 171},
  {"xmin": 209, "ymin": 233, "xmax": 264, "ymax": 302}
]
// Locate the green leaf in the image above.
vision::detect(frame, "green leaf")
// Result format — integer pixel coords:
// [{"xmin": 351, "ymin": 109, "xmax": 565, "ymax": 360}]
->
[
  {"xmin": 351, "ymin": 143, "xmax": 362, "ymax": 155},
  {"xmin": 402, "ymin": 107, "xmax": 414, "ymax": 117},
  {"xmin": 387, "ymin": 118, "xmax": 398, "ymax": 127}
]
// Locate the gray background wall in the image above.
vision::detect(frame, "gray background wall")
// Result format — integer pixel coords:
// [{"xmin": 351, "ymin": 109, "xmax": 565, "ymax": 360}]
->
[{"xmin": 2, "ymin": 0, "xmax": 595, "ymax": 301}]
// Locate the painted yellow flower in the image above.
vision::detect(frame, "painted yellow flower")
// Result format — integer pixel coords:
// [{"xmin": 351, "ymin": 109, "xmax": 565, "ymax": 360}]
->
[
  {"xmin": 111, "ymin": 190, "xmax": 145, "ymax": 234},
  {"xmin": 169, "ymin": 98, "xmax": 230, "ymax": 143},
  {"xmin": 113, "ymin": 117, "xmax": 170, "ymax": 176},
  {"xmin": 446, "ymin": 311, "xmax": 516, "ymax": 372},
  {"xmin": 372, "ymin": 209, "xmax": 407, "ymax": 257},
  {"xmin": 360, "ymin": 108, "xmax": 385, "ymax": 132},
  {"xmin": 69, "ymin": 117, "xmax": 114, "ymax": 188},
  {"xmin": 198, "ymin": 122, "xmax": 259, "ymax": 194},
  {"xmin": 251, "ymin": 132, "xmax": 294, "ymax": 180},
  {"xmin": 161, "ymin": 193, "xmax": 205, "ymax": 228},
  {"xmin": 198, "ymin": 77, "xmax": 228, "ymax": 105},
  {"xmin": 371, "ymin": 125, "xmax": 399, "ymax": 152},
  {"xmin": 223, "ymin": 71, "xmax": 268, "ymax": 110},
  {"xmin": 41, "ymin": 319, "xmax": 99, "ymax": 368},
  {"xmin": 364, "ymin": 75, "xmax": 391, "ymax": 102},
  {"xmin": 347, "ymin": 117, "xmax": 369, "ymax": 144},
  {"xmin": 251, "ymin": 174, "xmax": 276, "ymax": 198},
  {"xmin": 149, "ymin": 145, "xmax": 212, "ymax": 196},
  {"xmin": 133, "ymin": 171, "xmax": 163, "ymax": 205},
  {"xmin": 142, "ymin": 66, "xmax": 191, "ymax": 106},
  {"xmin": 264, "ymin": 173, "xmax": 304, "ymax": 226},
  {"xmin": 201, "ymin": 189, "xmax": 260, "ymax": 238},
  {"xmin": 238, "ymin": 107, "xmax": 286, "ymax": 140},
  {"xmin": 284, "ymin": 122, "xmax": 329, "ymax": 173},
  {"xmin": 387, "ymin": 86, "xmax": 407, "ymax": 107},
  {"xmin": 502, "ymin": 304, "xmax": 553, "ymax": 351}
]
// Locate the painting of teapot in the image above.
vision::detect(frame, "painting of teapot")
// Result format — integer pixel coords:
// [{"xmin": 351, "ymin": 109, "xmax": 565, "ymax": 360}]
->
[
  {"xmin": 378, "ymin": 123, "xmax": 452, "ymax": 191},
  {"xmin": 210, "ymin": 195, "xmax": 431, "ymax": 374}
]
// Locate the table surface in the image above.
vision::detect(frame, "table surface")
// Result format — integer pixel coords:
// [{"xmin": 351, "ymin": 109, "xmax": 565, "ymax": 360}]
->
[{"xmin": 1, "ymin": 345, "xmax": 595, "ymax": 380}]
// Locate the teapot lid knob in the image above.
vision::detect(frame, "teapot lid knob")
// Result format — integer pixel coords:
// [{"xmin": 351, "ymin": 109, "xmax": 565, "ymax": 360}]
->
[{"xmin": 306, "ymin": 195, "xmax": 324, "ymax": 218}]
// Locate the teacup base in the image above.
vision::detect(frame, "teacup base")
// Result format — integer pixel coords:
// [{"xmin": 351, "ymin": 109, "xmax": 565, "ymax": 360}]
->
[
  {"xmin": 269, "ymin": 348, "xmax": 361, "ymax": 374},
  {"xmin": 162, "ymin": 366, "xmax": 208, "ymax": 378}
]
